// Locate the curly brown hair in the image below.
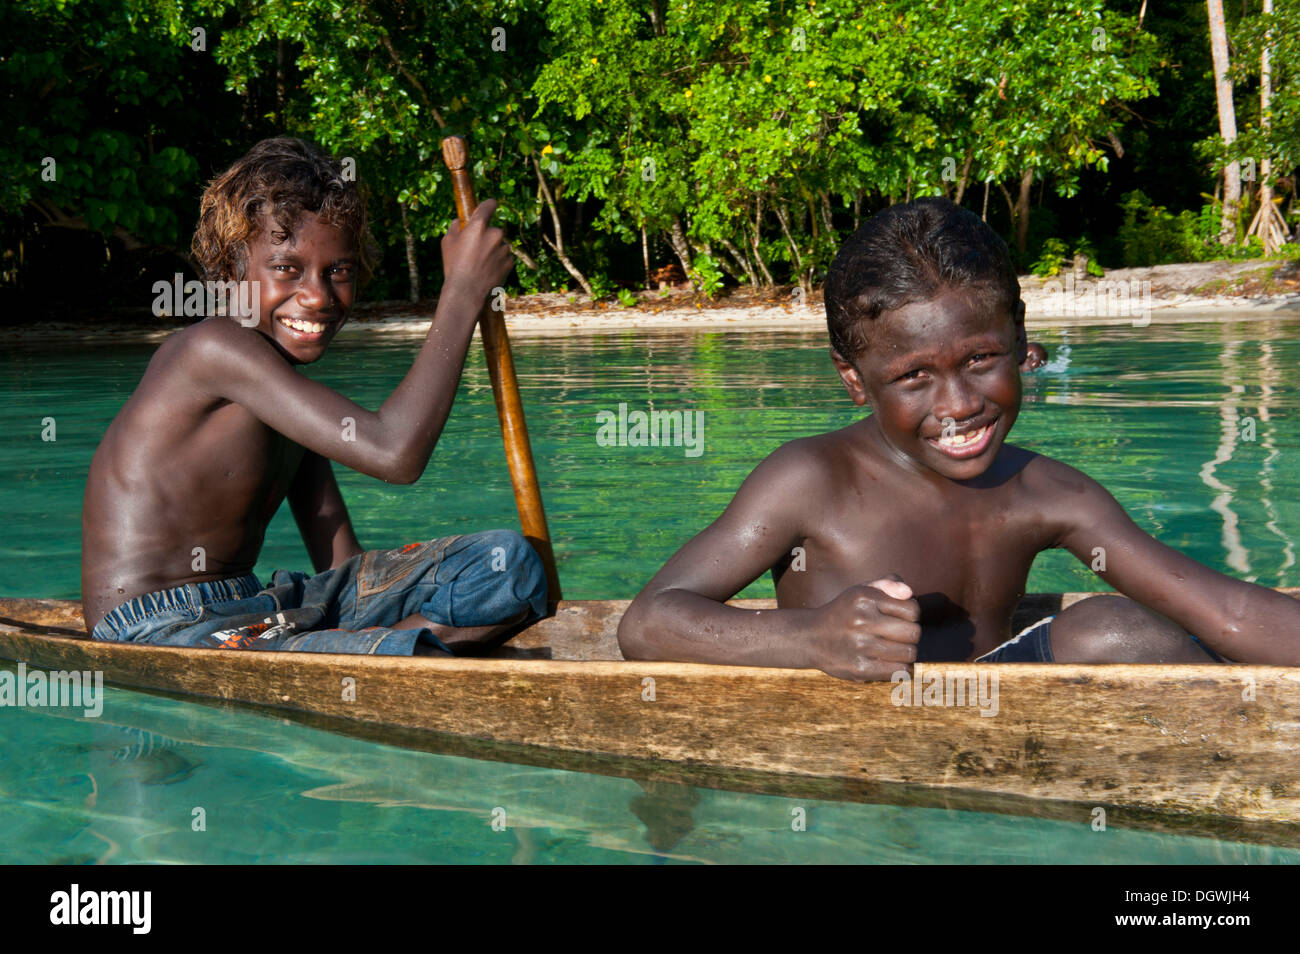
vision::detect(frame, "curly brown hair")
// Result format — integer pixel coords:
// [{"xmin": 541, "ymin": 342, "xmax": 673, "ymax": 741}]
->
[{"xmin": 191, "ymin": 137, "xmax": 377, "ymax": 286}]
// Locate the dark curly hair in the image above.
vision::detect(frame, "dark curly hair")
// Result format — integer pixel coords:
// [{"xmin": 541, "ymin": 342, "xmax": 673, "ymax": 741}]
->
[
  {"xmin": 191, "ymin": 137, "xmax": 377, "ymax": 285},
  {"xmin": 824, "ymin": 197, "xmax": 1020, "ymax": 362}
]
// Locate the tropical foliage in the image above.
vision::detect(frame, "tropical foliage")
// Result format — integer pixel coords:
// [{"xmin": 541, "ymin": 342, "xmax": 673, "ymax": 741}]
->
[{"xmin": 2, "ymin": 0, "xmax": 1295, "ymax": 315}]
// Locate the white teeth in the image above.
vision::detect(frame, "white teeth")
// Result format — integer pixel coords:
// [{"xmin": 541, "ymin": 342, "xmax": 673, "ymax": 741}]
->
[
  {"xmin": 283, "ymin": 318, "xmax": 327, "ymax": 334},
  {"xmin": 937, "ymin": 425, "xmax": 988, "ymax": 447}
]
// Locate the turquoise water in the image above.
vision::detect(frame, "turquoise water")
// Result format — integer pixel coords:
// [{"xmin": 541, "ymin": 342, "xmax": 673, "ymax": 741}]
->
[
  {"xmin": 2, "ymin": 318, "xmax": 1299, "ymax": 862},
  {"xmin": 2, "ymin": 668, "xmax": 1294, "ymax": 864},
  {"xmin": 4, "ymin": 322, "xmax": 1299, "ymax": 597}
]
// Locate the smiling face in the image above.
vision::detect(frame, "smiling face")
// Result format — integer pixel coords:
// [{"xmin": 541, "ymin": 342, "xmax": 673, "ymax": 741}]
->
[
  {"xmin": 239, "ymin": 210, "xmax": 359, "ymax": 365},
  {"xmin": 833, "ymin": 285, "xmax": 1027, "ymax": 482}
]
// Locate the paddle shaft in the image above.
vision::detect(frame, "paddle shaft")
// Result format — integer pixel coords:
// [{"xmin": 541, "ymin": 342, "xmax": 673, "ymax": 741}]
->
[{"xmin": 441, "ymin": 137, "xmax": 562, "ymax": 602}]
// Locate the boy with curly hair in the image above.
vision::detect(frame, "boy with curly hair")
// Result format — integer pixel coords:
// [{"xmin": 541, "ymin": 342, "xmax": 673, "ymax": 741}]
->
[{"xmin": 82, "ymin": 137, "xmax": 546, "ymax": 654}]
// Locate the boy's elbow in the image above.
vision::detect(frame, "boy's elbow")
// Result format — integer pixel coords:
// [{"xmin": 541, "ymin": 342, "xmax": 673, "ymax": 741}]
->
[
  {"xmin": 387, "ymin": 465, "xmax": 422, "ymax": 486},
  {"xmin": 616, "ymin": 602, "xmax": 651, "ymax": 660},
  {"xmin": 617, "ymin": 595, "xmax": 665, "ymax": 661},
  {"xmin": 382, "ymin": 448, "xmax": 426, "ymax": 485}
]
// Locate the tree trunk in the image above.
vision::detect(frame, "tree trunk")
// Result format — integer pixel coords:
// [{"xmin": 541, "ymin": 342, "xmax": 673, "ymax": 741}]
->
[
  {"xmin": 1014, "ymin": 169, "xmax": 1033, "ymax": 254},
  {"xmin": 642, "ymin": 226, "xmax": 652, "ymax": 290},
  {"xmin": 998, "ymin": 181, "xmax": 1016, "ymax": 227},
  {"xmin": 647, "ymin": 0, "xmax": 666, "ymax": 36},
  {"xmin": 750, "ymin": 199, "xmax": 774, "ymax": 286},
  {"xmin": 773, "ymin": 200, "xmax": 810, "ymax": 295},
  {"xmin": 1258, "ymin": 63, "xmax": 1276, "ymax": 252},
  {"xmin": 508, "ymin": 244, "xmax": 540, "ymax": 273},
  {"xmin": 1251, "ymin": 0, "xmax": 1280, "ymax": 254},
  {"xmin": 954, "ymin": 149, "xmax": 975, "ymax": 205},
  {"xmin": 818, "ymin": 191, "xmax": 835, "ymax": 237},
  {"xmin": 667, "ymin": 215, "xmax": 695, "ymax": 288},
  {"xmin": 400, "ymin": 202, "xmax": 420, "ymax": 302},
  {"xmin": 275, "ymin": 40, "xmax": 286, "ymax": 130},
  {"xmin": 1207, "ymin": 0, "xmax": 1241, "ymax": 244},
  {"xmin": 720, "ymin": 236, "xmax": 758, "ymax": 287},
  {"xmin": 531, "ymin": 156, "xmax": 594, "ymax": 298}
]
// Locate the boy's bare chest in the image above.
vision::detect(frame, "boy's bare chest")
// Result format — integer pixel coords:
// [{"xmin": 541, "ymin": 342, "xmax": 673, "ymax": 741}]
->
[
  {"xmin": 196, "ymin": 402, "xmax": 305, "ymax": 520},
  {"xmin": 778, "ymin": 480, "xmax": 1045, "ymax": 623}
]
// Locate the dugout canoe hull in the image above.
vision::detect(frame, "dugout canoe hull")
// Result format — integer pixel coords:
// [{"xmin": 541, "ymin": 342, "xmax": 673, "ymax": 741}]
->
[{"xmin": 0, "ymin": 594, "xmax": 1297, "ymax": 838}]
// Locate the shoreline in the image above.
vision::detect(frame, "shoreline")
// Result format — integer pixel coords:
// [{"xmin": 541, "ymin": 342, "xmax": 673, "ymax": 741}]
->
[
  {"xmin": 7, "ymin": 258, "xmax": 1298, "ymax": 343},
  {"xmin": 355, "ymin": 292, "xmax": 1300, "ymax": 339},
  {"xmin": 10, "ymin": 295, "xmax": 1297, "ymax": 344}
]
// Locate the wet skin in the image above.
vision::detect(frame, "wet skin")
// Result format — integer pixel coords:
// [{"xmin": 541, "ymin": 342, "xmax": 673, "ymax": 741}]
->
[
  {"xmin": 81, "ymin": 202, "xmax": 517, "ymax": 646},
  {"xmin": 619, "ymin": 286, "xmax": 1300, "ymax": 678}
]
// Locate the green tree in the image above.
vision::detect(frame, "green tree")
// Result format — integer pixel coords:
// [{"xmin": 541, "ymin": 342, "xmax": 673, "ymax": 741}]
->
[{"xmin": 0, "ymin": 0, "xmax": 221, "ymax": 302}]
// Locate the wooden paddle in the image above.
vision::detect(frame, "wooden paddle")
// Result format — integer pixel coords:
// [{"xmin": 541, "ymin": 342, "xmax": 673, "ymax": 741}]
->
[{"xmin": 441, "ymin": 135, "xmax": 562, "ymax": 603}]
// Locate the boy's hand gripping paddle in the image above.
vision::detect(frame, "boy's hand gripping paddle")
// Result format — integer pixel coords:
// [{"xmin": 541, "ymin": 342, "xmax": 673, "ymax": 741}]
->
[{"xmin": 441, "ymin": 135, "xmax": 561, "ymax": 604}]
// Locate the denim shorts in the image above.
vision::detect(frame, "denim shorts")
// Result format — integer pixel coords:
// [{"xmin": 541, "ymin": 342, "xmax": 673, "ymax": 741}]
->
[
  {"xmin": 975, "ymin": 617, "xmax": 1055, "ymax": 663},
  {"xmin": 90, "ymin": 529, "xmax": 547, "ymax": 656},
  {"xmin": 974, "ymin": 614, "xmax": 1227, "ymax": 663}
]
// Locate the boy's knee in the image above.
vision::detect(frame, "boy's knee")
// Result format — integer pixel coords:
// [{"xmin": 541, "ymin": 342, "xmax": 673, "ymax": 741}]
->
[
  {"xmin": 479, "ymin": 528, "xmax": 540, "ymax": 573},
  {"xmin": 478, "ymin": 528, "xmax": 547, "ymax": 612},
  {"xmin": 1050, "ymin": 595, "xmax": 1210, "ymax": 663}
]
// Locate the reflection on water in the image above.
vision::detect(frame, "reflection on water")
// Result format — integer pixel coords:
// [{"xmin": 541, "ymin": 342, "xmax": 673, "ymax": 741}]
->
[
  {"xmin": 1193, "ymin": 322, "xmax": 1297, "ymax": 581},
  {"xmin": 630, "ymin": 781, "xmax": 702, "ymax": 854},
  {"xmin": 2, "ymin": 672, "xmax": 1296, "ymax": 865},
  {"xmin": 4, "ymin": 320, "xmax": 1300, "ymax": 599}
]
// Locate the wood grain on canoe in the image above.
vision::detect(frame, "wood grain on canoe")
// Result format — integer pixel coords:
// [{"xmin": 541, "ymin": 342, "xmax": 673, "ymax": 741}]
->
[{"xmin": 0, "ymin": 594, "xmax": 1297, "ymax": 831}]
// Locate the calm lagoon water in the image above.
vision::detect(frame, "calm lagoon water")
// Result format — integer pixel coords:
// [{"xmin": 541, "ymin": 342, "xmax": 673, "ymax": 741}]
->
[{"xmin": 2, "ymin": 318, "xmax": 1298, "ymax": 862}]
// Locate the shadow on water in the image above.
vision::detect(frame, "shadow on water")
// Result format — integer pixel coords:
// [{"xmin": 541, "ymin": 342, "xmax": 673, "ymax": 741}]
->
[{"xmin": 629, "ymin": 781, "xmax": 702, "ymax": 856}]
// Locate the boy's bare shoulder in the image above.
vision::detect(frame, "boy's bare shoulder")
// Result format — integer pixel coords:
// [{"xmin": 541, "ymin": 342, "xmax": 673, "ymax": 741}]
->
[
  {"xmin": 1015, "ymin": 450, "xmax": 1103, "ymax": 495},
  {"xmin": 147, "ymin": 318, "xmax": 280, "ymax": 382},
  {"xmin": 735, "ymin": 423, "xmax": 873, "ymax": 511},
  {"xmin": 1009, "ymin": 449, "xmax": 1118, "ymax": 539},
  {"xmin": 756, "ymin": 423, "xmax": 865, "ymax": 479},
  {"xmin": 168, "ymin": 315, "xmax": 263, "ymax": 357}
]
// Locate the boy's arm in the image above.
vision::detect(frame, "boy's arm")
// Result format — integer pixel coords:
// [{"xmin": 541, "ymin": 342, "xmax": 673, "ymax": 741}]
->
[
  {"xmin": 1053, "ymin": 464, "xmax": 1300, "ymax": 663},
  {"xmin": 188, "ymin": 201, "xmax": 514, "ymax": 484},
  {"xmin": 289, "ymin": 450, "xmax": 364, "ymax": 573},
  {"xmin": 617, "ymin": 443, "xmax": 920, "ymax": 680}
]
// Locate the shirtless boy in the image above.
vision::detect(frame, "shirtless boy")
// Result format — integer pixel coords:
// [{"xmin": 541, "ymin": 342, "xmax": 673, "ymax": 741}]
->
[
  {"xmin": 82, "ymin": 137, "xmax": 546, "ymax": 655},
  {"xmin": 618, "ymin": 198, "xmax": 1300, "ymax": 679}
]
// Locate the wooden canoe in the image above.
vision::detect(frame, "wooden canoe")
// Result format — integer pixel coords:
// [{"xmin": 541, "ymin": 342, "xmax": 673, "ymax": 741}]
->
[{"xmin": 1, "ymin": 592, "xmax": 1298, "ymax": 846}]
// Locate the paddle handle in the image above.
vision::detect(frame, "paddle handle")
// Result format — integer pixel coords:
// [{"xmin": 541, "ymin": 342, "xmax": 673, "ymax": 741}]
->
[{"xmin": 441, "ymin": 136, "xmax": 562, "ymax": 603}]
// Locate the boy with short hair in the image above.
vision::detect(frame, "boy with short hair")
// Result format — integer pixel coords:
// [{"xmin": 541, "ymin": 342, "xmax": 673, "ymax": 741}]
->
[
  {"xmin": 82, "ymin": 137, "xmax": 546, "ymax": 654},
  {"xmin": 618, "ymin": 197, "xmax": 1300, "ymax": 678}
]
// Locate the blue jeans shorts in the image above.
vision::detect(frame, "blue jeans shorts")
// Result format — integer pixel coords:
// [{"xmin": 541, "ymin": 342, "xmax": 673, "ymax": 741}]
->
[
  {"xmin": 975, "ymin": 617, "xmax": 1055, "ymax": 663},
  {"xmin": 90, "ymin": 530, "xmax": 547, "ymax": 656},
  {"xmin": 973, "ymin": 614, "xmax": 1227, "ymax": 663}
]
